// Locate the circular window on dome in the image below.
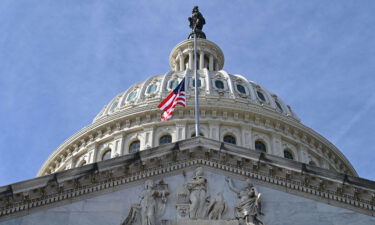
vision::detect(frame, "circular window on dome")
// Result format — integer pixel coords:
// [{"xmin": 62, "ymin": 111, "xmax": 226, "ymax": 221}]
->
[
  {"xmin": 275, "ymin": 101, "xmax": 283, "ymax": 112},
  {"xmin": 257, "ymin": 91, "xmax": 266, "ymax": 101},
  {"xmin": 237, "ymin": 84, "xmax": 246, "ymax": 94},
  {"xmin": 147, "ymin": 84, "xmax": 158, "ymax": 94},
  {"xmin": 127, "ymin": 90, "xmax": 137, "ymax": 102},
  {"xmin": 215, "ymin": 80, "xmax": 225, "ymax": 89},
  {"xmin": 192, "ymin": 79, "xmax": 202, "ymax": 88},
  {"xmin": 169, "ymin": 80, "xmax": 179, "ymax": 90}
]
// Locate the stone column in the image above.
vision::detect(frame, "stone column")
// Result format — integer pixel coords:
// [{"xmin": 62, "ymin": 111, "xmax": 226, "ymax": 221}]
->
[
  {"xmin": 143, "ymin": 127, "xmax": 154, "ymax": 149},
  {"xmin": 271, "ymin": 134, "xmax": 282, "ymax": 156},
  {"xmin": 86, "ymin": 143, "xmax": 97, "ymax": 164},
  {"xmin": 199, "ymin": 51, "xmax": 205, "ymax": 70},
  {"xmin": 215, "ymin": 61, "xmax": 220, "ymax": 71},
  {"xmin": 179, "ymin": 54, "xmax": 185, "ymax": 71},
  {"xmin": 209, "ymin": 122, "xmax": 220, "ymax": 141},
  {"xmin": 188, "ymin": 51, "xmax": 194, "ymax": 69},
  {"xmin": 209, "ymin": 55, "xmax": 214, "ymax": 71},
  {"xmin": 175, "ymin": 122, "xmax": 187, "ymax": 141},
  {"xmin": 113, "ymin": 134, "xmax": 124, "ymax": 157},
  {"xmin": 297, "ymin": 143, "xmax": 309, "ymax": 163},
  {"xmin": 241, "ymin": 125, "xmax": 252, "ymax": 149}
]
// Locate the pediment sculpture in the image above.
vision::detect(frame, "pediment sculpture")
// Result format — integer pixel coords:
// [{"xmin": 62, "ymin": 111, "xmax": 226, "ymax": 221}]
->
[
  {"xmin": 122, "ymin": 179, "xmax": 169, "ymax": 225},
  {"xmin": 225, "ymin": 177, "xmax": 265, "ymax": 225}
]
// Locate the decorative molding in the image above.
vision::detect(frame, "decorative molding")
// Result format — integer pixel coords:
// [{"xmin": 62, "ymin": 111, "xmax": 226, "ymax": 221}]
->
[{"xmin": 2, "ymin": 138, "xmax": 374, "ymax": 221}]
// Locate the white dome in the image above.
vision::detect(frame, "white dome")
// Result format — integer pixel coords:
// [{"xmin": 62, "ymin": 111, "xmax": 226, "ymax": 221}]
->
[
  {"xmin": 37, "ymin": 38, "xmax": 357, "ymax": 178},
  {"xmin": 93, "ymin": 72, "xmax": 299, "ymax": 123},
  {"xmin": 94, "ymin": 39, "xmax": 299, "ymax": 123}
]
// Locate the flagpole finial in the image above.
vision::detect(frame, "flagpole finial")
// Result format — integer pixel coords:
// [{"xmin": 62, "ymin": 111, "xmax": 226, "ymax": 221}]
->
[{"xmin": 188, "ymin": 6, "xmax": 206, "ymax": 39}]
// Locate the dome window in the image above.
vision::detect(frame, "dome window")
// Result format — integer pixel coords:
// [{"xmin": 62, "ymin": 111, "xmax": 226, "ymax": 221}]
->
[
  {"xmin": 215, "ymin": 80, "xmax": 224, "ymax": 89},
  {"xmin": 129, "ymin": 140, "xmax": 140, "ymax": 153},
  {"xmin": 223, "ymin": 135, "xmax": 236, "ymax": 145},
  {"xmin": 102, "ymin": 149, "xmax": 112, "ymax": 161},
  {"xmin": 169, "ymin": 80, "xmax": 179, "ymax": 90},
  {"xmin": 283, "ymin": 150, "xmax": 294, "ymax": 160},
  {"xmin": 237, "ymin": 84, "xmax": 246, "ymax": 94},
  {"xmin": 109, "ymin": 100, "xmax": 119, "ymax": 112},
  {"xmin": 257, "ymin": 91, "xmax": 266, "ymax": 101},
  {"xmin": 275, "ymin": 101, "xmax": 283, "ymax": 112},
  {"xmin": 192, "ymin": 79, "xmax": 202, "ymax": 88},
  {"xmin": 159, "ymin": 135, "xmax": 172, "ymax": 145},
  {"xmin": 255, "ymin": 140, "xmax": 266, "ymax": 152},
  {"xmin": 147, "ymin": 84, "xmax": 158, "ymax": 94},
  {"xmin": 127, "ymin": 91, "xmax": 137, "ymax": 102}
]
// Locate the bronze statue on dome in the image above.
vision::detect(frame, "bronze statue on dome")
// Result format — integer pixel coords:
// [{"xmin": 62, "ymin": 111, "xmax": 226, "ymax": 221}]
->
[{"xmin": 188, "ymin": 6, "xmax": 206, "ymax": 39}]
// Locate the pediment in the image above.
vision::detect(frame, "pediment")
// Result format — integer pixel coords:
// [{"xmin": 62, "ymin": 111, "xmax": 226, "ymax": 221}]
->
[{"xmin": 1, "ymin": 137, "xmax": 375, "ymax": 224}]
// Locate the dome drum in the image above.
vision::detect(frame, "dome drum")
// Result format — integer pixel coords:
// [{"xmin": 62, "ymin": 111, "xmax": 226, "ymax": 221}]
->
[{"xmin": 38, "ymin": 37, "xmax": 357, "ymax": 180}]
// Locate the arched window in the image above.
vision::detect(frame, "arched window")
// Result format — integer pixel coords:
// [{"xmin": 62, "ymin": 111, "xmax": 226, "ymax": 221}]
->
[
  {"xmin": 255, "ymin": 140, "xmax": 266, "ymax": 152},
  {"xmin": 159, "ymin": 135, "xmax": 172, "ymax": 145},
  {"xmin": 215, "ymin": 80, "xmax": 224, "ymax": 89},
  {"xmin": 109, "ymin": 100, "xmax": 119, "ymax": 112},
  {"xmin": 283, "ymin": 150, "xmax": 294, "ymax": 160},
  {"xmin": 78, "ymin": 160, "xmax": 86, "ymax": 167},
  {"xmin": 257, "ymin": 91, "xmax": 266, "ymax": 101},
  {"xmin": 237, "ymin": 84, "xmax": 246, "ymax": 94},
  {"xmin": 192, "ymin": 79, "xmax": 202, "ymax": 88},
  {"xmin": 223, "ymin": 135, "xmax": 236, "ymax": 145},
  {"xmin": 129, "ymin": 140, "xmax": 140, "ymax": 153},
  {"xmin": 275, "ymin": 101, "xmax": 283, "ymax": 112},
  {"xmin": 169, "ymin": 80, "xmax": 179, "ymax": 89},
  {"xmin": 102, "ymin": 149, "xmax": 112, "ymax": 161},
  {"xmin": 127, "ymin": 91, "xmax": 137, "ymax": 102},
  {"xmin": 147, "ymin": 84, "xmax": 158, "ymax": 94}
]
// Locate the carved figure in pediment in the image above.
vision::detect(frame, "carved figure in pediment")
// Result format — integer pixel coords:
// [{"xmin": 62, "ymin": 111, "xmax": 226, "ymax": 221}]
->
[
  {"xmin": 225, "ymin": 177, "xmax": 264, "ymax": 225},
  {"xmin": 122, "ymin": 180, "xmax": 169, "ymax": 225},
  {"xmin": 185, "ymin": 167, "xmax": 209, "ymax": 219},
  {"xmin": 205, "ymin": 192, "xmax": 227, "ymax": 220}
]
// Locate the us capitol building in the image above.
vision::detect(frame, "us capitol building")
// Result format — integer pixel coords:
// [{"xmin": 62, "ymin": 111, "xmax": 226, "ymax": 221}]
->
[{"xmin": 1, "ymin": 7, "xmax": 375, "ymax": 225}]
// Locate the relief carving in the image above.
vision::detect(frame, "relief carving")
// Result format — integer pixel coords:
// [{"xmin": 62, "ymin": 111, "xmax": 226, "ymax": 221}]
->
[
  {"xmin": 122, "ymin": 180, "xmax": 169, "ymax": 225},
  {"xmin": 185, "ymin": 167, "xmax": 209, "ymax": 219},
  {"xmin": 226, "ymin": 178, "xmax": 264, "ymax": 225},
  {"xmin": 204, "ymin": 192, "xmax": 227, "ymax": 220}
]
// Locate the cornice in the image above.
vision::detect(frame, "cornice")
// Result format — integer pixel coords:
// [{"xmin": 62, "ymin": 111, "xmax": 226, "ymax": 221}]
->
[{"xmin": 4, "ymin": 138, "xmax": 374, "ymax": 221}]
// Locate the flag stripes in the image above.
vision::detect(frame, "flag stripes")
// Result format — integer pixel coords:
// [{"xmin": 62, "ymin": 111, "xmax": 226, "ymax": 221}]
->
[{"xmin": 157, "ymin": 78, "xmax": 186, "ymax": 121}]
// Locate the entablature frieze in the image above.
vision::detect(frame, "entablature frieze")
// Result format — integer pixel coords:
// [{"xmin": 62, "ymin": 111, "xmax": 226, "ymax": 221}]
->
[{"xmin": 4, "ymin": 138, "xmax": 374, "ymax": 221}]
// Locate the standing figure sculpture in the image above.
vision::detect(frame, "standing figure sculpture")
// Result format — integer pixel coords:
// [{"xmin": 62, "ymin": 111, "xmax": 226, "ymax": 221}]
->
[
  {"xmin": 225, "ymin": 178, "xmax": 264, "ymax": 225},
  {"xmin": 122, "ymin": 180, "xmax": 169, "ymax": 225},
  {"xmin": 185, "ymin": 167, "xmax": 209, "ymax": 219},
  {"xmin": 188, "ymin": 6, "xmax": 206, "ymax": 39}
]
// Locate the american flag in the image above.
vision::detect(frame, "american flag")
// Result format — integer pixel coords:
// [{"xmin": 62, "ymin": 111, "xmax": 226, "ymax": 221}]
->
[{"xmin": 158, "ymin": 78, "xmax": 186, "ymax": 121}]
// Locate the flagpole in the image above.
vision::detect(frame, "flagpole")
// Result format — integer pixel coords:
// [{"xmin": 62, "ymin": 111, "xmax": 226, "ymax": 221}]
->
[{"xmin": 193, "ymin": 32, "xmax": 200, "ymax": 137}]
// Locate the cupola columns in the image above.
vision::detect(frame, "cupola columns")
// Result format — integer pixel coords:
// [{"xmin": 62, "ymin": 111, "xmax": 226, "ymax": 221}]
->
[
  {"xmin": 169, "ymin": 39, "xmax": 224, "ymax": 72},
  {"xmin": 199, "ymin": 51, "xmax": 205, "ymax": 70}
]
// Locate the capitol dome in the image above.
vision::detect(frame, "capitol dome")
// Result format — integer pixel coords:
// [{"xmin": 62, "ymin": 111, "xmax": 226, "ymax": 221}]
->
[{"xmin": 37, "ymin": 37, "xmax": 357, "ymax": 177}]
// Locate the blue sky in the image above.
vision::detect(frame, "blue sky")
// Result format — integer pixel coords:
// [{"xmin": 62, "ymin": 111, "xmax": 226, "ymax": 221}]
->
[{"xmin": 0, "ymin": 0, "xmax": 374, "ymax": 186}]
